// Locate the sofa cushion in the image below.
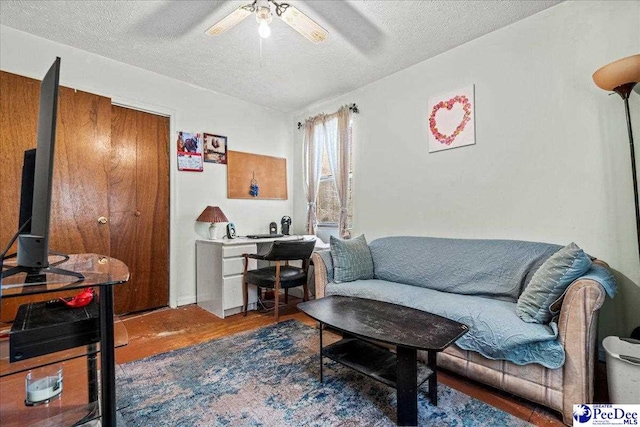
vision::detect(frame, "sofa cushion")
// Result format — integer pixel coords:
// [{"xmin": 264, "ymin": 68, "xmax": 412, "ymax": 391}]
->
[
  {"xmin": 516, "ymin": 242, "xmax": 592, "ymax": 324},
  {"xmin": 326, "ymin": 279, "xmax": 565, "ymax": 368},
  {"xmin": 369, "ymin": 236, "xmax": 561, "ymax": 302},
  {"xmin": 330, "ymin": 235, "xmax": 374, "ymax": 283}
]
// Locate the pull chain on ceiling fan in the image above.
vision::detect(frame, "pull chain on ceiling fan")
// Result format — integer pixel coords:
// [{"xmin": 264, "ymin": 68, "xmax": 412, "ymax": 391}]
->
[{"xmin": 205, "ymin": 0, "xmax": 328, "ymax": 43}]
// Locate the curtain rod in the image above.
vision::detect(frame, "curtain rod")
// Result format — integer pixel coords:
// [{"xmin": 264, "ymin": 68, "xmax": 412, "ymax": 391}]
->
[{"xmin": 297, "ymin": 103, "xmax": 359, "ymax": 130}]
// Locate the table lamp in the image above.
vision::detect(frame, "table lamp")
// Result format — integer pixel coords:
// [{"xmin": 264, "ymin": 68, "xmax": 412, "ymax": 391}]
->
[
  {"xmin": 593, "ymin": 54, "xmax": 640, "ymax": 261},
  {"xmin": 196, "ymin": 206, "xmax": 228, "ymax": 240}
]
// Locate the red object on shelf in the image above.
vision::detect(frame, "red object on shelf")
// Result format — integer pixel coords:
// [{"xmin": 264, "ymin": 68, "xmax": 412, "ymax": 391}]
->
[{"xmin": 59, "ymin": 287, "xmax": 94, "ymax": 308}]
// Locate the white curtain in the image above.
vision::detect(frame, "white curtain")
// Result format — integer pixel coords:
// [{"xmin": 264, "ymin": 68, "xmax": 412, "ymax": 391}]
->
[
  {"xmin": 325, "ymin": 106, "xmax": 352, "ymax": 238},
  {"xmin": 303, "ymin": 106, "xmax": 352, "ymax": 237},
  {"xmin": 302, "ymin": 115, "xmax": 325, "ymax": 234}
]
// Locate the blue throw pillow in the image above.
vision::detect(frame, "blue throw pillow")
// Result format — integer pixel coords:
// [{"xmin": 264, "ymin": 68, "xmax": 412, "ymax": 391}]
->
[
  {"xmin": 330, "ymin": 235, "xmax": 374, "ymax": 283},
  {"xmin": 516, "ymin": 242, "xmax": 592, "ymax": 324}
]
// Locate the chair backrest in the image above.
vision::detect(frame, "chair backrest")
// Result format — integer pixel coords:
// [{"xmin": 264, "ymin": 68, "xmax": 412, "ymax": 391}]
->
[{"xmin": 262, "ymin": 239, "xmax": 316, "ymax": 261}]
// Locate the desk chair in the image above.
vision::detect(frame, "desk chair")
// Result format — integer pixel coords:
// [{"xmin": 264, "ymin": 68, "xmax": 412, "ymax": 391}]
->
[{"xmin": 242, "ymin": 239, "xmax": 315, "ymax": 322}]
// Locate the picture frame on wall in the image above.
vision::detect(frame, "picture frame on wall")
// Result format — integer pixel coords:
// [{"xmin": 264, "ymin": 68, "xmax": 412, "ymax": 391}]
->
[
  {"xmin": 177, "ymin": 131, "xmax": 203, "ymax": 171},
  {"xmin": 428, "ymin": 84, "xmax": 475, "ymax": 153},
  {"xmin": 203, "ymin": 133, "xmax": 228, "ymax": 164}
]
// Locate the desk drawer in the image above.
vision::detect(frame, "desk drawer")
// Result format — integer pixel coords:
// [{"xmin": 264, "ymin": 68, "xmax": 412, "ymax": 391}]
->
[
  {"xmin": 223, "ymin": 258, "xmax": 256, "ymax": 275},
  {"xmin": 223, "ymin": 244, "xmax": 256, "ymax": 258},
  {"xmin": 223, "ymin": 276, "xmax": 251, "ymax": 308}
]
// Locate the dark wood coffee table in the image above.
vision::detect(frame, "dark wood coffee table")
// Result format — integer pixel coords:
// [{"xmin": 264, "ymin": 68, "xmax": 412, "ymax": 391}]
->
[{"xmin": 298, "ymin": 296, "xmax": 469, "ymax": 426}]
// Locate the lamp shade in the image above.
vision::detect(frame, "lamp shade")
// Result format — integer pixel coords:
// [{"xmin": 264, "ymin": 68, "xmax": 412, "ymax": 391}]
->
[
  {"xmin": 593, "ymin": 54, "xmax": 640, "ymax": 91},
  {"xmin": 196, "ymin": 206, "xmax": 228, "ymax": 223}
]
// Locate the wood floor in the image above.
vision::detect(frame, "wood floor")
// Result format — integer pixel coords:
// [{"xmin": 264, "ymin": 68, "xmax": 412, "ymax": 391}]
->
[
  {"xmin": 117, "ymin": 302, "xmax": 576, "ymax": 426},
  {"xmin": 1, "ymin": 300, "xmax": 607, "ymax": 426}
]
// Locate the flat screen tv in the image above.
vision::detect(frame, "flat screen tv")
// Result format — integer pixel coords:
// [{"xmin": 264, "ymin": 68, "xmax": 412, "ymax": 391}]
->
[
  {"xmin": 18, "ymin": 149, "xmax": 37, "ymax": 236},
  {"xmin": 1, "ymin": 57, "xmax": 83, "ymax": 282}
]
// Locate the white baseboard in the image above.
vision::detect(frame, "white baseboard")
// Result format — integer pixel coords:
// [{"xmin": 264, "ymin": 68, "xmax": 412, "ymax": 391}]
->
[{"xmin": 177, "ymin": 295, "xmax": 196, "ymax": 306}]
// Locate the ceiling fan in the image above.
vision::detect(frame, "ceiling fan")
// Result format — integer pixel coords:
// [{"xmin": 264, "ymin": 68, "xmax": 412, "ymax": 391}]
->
[{"xmin": 205, "ymin": 0, "xmax": 328, "ymax": 43}]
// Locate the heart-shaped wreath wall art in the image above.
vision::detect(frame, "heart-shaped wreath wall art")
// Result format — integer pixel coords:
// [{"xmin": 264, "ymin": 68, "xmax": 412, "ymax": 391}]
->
[{"xmin": 427, "ymin": 85, "xmax": 475, "ymax": 152}]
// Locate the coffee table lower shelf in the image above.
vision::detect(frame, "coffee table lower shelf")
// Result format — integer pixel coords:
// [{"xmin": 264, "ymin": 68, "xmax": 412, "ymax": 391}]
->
[
  {"xmin": 322, "ymin": 338, "xmax": 433, "ymax": 390},
  {"xmin": 299, "ymin": 297, "xmax": 468, "ymax": 426}
]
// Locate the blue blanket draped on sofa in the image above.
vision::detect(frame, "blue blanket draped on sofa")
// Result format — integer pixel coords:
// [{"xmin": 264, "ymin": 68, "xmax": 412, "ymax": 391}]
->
[
  {"xmin": 369, "ymin": 236, "xmax": 561, "ymax": 302},
  {"xmin": 325, "ymin": 279, "xmax": 565, "ymax": 368}
]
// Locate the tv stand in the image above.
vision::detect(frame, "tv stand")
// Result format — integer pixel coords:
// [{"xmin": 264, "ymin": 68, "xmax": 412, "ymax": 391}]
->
[{"xmin": 1, "ymin": 253, "xmax": 129, "ymax": 427}]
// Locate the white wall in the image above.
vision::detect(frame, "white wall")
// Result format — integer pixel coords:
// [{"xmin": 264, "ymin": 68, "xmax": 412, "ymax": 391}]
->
[
  {"xmin": 0, "ymin": 25, "xmax": 293, "ymax": 307},
  {"xmin": 293, "ymin": 1, "xmax": 640, "ymax": 340}
]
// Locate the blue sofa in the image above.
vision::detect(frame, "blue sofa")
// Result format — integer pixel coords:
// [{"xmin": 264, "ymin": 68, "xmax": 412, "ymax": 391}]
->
[{"xmin": 312, "ymin": 236, "xmax": 616, "ymax": 425}]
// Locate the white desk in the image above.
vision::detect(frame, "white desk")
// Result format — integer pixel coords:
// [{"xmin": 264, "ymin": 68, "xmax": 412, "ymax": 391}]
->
[{"xmin": 196, "ymin": 235, "xmax": 303, "ymax": 318}]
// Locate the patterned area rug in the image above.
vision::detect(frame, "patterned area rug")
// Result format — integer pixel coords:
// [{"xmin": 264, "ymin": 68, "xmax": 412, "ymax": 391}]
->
[{"xmin": 116, "ymin": 320, "xmax": 531, "ymax": 426}]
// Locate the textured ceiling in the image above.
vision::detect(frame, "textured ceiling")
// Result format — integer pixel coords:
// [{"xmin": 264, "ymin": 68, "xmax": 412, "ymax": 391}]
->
[{"xmin": 0, "ymin": 0, "xmax": 561, "ymax": 113}]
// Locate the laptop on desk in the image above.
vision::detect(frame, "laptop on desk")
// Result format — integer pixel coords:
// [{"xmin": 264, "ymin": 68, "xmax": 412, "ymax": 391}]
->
[{"xmin": 246, "ymin": 234, "xmax": 284, "ymax": 239}]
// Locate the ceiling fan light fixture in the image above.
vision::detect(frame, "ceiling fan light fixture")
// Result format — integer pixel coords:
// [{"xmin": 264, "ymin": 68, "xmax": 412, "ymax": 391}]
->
[
  {"xmin": 256, "ymin": 5, "xmax": 272, "ymax": 39},
  {"xmin": 205, "ymin": 0, "xmax": 327, "ymax": 43},
  {"xmin": 256, "ymin": 6, "xmax": 272, "ymax": 24},
  {"xmin": 258, "ymin": 20, "xmax": 271, "ymax": 39}
]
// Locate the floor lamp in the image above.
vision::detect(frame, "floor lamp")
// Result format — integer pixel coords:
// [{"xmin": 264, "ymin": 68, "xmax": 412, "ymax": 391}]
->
[{"xmin": 593, "ymin": 54, "xmax": 640, "ymax": 260}]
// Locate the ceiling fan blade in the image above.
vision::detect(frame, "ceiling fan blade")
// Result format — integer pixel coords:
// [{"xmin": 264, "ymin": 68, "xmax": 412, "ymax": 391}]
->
[
  {"xmin": 205, "ymin": 6, "xmax": 252, "ymax": 36},
  {"xmin": 279, "ymin": 5, "xmax": 328, "ymax": 44}
]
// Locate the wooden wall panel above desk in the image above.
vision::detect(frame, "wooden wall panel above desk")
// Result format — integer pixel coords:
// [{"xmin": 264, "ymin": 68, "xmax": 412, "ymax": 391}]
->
[{"xmin": 227, "ymin": 150, "xmax": 287, "ymax": 200}]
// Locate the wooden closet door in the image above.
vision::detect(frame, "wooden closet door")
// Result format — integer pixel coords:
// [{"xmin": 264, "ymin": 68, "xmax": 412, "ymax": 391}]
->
[
  {"xmin": 110, "ymin": 106, "xmax": 169, "ymax": 314},
  {"xmin": 0, "ymin": 71, "xmax": 111, "ymax": 321}
]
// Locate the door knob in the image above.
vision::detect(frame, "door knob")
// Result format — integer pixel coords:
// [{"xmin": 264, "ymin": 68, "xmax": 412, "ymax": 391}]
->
[
  {"xmin": 97, "ymin": 216, "xmax": 108, "ymax": 224},
  {"xmin": 135, "ymin": 211, "xmax": 141, "ymax": 217}
]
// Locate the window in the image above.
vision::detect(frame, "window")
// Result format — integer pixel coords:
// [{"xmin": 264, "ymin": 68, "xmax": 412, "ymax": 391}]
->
[{"xmin": 317, "ymin": 123, "xmax": 353, "ymax": 228}]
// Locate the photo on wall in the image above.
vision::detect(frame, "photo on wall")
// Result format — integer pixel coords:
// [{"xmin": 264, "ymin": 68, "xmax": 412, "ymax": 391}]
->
[
  {"xmin": 428, "ymin": 84, "xmax": 475, "ymax": 153},
  {"xmin": 203, "ymin": 133, "xmax": 228, "ymax": 164},
  {"xmin": 177, "ymin": 131, "xmax": 203, "ymax": 171}
]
